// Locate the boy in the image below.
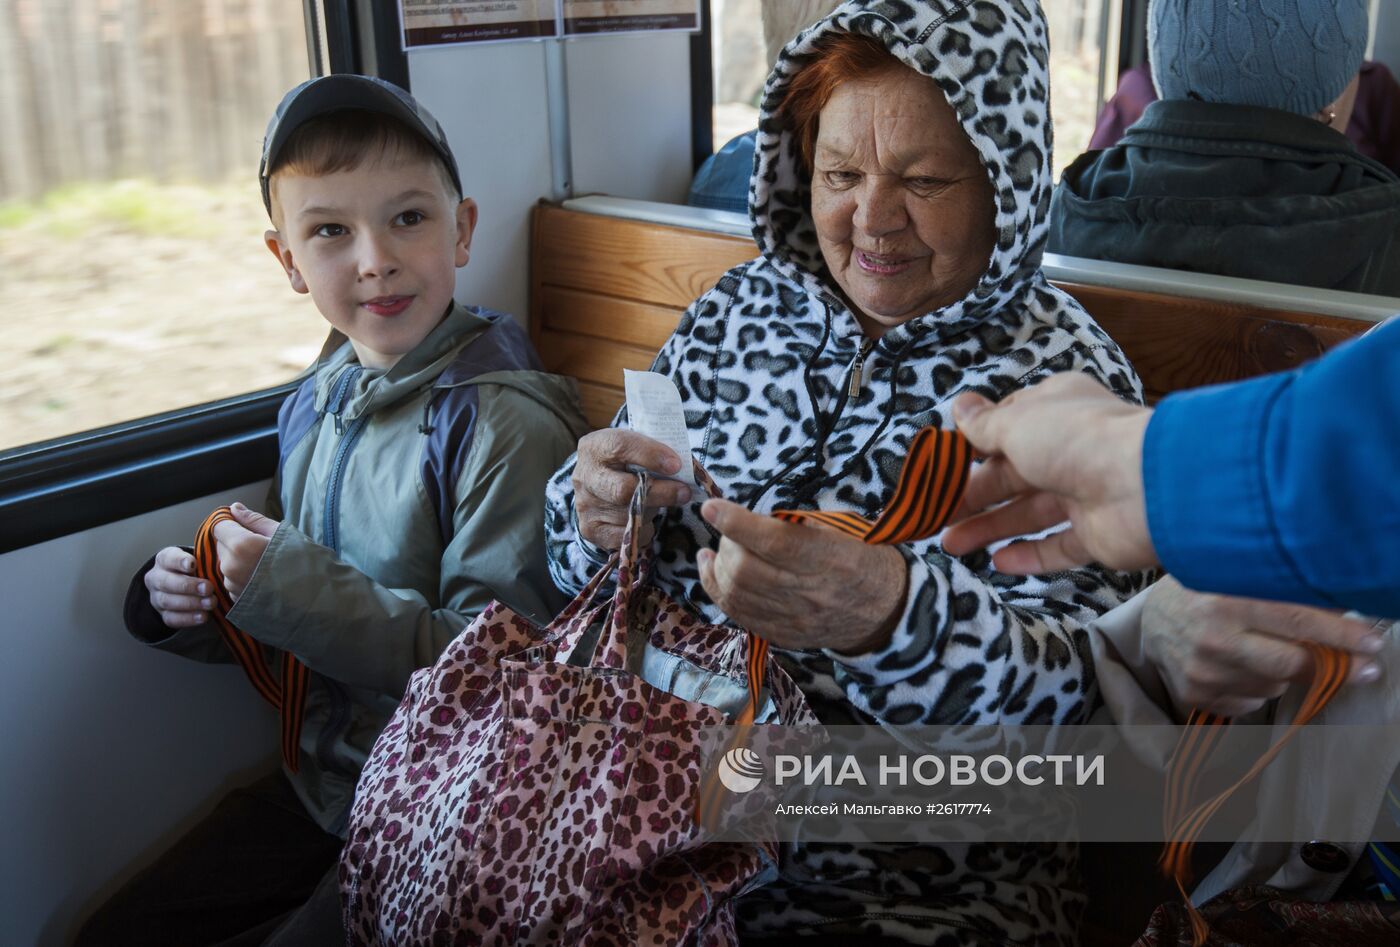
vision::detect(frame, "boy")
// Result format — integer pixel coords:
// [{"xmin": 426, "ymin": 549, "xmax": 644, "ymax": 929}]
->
[{"xmin": 78, "ymin": 76, "xmax": 587, "ymax": 945}]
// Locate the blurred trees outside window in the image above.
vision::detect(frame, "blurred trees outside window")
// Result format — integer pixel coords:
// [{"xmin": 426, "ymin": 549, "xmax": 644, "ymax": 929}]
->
[{"xmin": 0, "ymin": 0, "xmax": 324, "ymax": 452}]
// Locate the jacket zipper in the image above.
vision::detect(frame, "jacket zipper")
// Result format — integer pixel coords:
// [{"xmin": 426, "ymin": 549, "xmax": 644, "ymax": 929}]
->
[
  {"xmin": 317, "ymin": 365, "xmax": 368, "ymax": 775},
  {"xmin": 322, "ymin": 417, "xmax": 369, "ymax": 554},
  {"xmin": 848, "ymin": 337, "xmax": 874, "ymax": 398},
  {"xmin": 747, "ymin": 335, "xmax": 877, "ymax": 511},
  {"xmin": 322, "ymin": 365, "xmax": 366, "ymax": 553}
]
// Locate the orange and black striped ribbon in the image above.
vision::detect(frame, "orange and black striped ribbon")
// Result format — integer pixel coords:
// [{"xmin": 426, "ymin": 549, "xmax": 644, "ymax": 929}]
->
[
  {"xmin": 194, "ymin": 507, "xmax": 309, "ymax": 773},
  {"xmin": 1160, "ymin": 640, "xmax": 1350, "ymax": 946},
  {"xmin": 694, "ymin": 427, "xmax": 973, "ymax": 829}
]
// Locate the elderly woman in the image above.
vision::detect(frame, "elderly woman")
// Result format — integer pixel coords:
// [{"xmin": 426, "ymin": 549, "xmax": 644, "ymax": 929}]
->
[{"xmin": 546, "ymin": 1, "xmax": 1144, "ymax": 942}]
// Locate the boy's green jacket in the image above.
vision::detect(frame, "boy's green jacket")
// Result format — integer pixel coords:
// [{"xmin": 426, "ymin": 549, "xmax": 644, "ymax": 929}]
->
[{"xmin": 124, "ymin": 304, "xmax": 588, "ymax": 833}]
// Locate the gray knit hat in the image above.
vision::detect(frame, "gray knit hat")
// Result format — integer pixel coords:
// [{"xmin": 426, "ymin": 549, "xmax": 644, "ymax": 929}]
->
[{"xmin": 1149, "ymin": 0, "xmax": 1369, "ymax": 116}]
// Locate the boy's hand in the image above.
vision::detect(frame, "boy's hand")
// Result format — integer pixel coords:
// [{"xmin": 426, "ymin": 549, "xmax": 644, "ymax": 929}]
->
[
  {"xmin": 211, "ymin": 502, "xmax": 281, "ymax": 600},
  {"xmin": 145, "ymin": 546, "xmax": 216, "ymax": 629}
]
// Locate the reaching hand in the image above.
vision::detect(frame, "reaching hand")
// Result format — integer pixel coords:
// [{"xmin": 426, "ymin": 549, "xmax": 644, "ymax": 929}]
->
[
  {"xmin": 696, "ymin": 499, "xmax": 908, "ymax": 654},
  {"xmin": 941, "ymin": 373, "xmax": 1156, "ymax": 573},
  {"xmin": 210, "ymin": 502, "xmax": 280, "ymax": 600},
  {"xmin": 1141, "ymin": 576, "xmax": 1383, "ymax": 719}
]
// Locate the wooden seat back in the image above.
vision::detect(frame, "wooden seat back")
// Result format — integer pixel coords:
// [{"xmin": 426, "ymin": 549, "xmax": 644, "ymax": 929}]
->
[{"xmin": 530, "ymin": 203, "xmax": 1369, "ymax": 426}]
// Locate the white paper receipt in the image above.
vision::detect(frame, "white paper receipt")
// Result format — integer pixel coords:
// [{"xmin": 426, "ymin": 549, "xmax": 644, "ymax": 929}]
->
[{"xmin": 623, "ymin": 369, "xmax": 697, "ymax": 489}]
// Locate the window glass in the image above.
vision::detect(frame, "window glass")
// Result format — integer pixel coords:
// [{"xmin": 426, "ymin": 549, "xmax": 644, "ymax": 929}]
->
[
  {"xmin": 710, "ymin": 0, "xmax": 765, "ymax": 151},
  {"xmin": 705, "ymin": 2, "xmax": 1400, "ymax": 303},
  {"xmin": 1044, "ymin": 0, "xmax": 1111, "ymax": 176},
  {"xmin": 708, "ymin": 0, "xmax": 1111, "ymax": 174},
  {"xmin": 0, "ymin": 0, "xmax": 320, "ymax": 453}
]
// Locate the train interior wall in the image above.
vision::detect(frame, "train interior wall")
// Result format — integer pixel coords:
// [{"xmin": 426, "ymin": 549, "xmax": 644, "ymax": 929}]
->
[{"xmin": 0, "ymin": 486, "xmax": 278, "ymax": 946}]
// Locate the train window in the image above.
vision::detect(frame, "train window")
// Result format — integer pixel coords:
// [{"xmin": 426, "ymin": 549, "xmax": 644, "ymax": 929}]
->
[
  {"xmin": 1042, "ymin": 0, "xmax": 1115, "ymax": 174},
  {"xmin": 0, "ymin": 0, "xmax": 318, "ymax": 455},
  {"xmin": 706, "ymin": 0, "xmax": 1114, "ymax": 176},
  {"xmin": 0, "ymin": 1, "xmax": 420, "ymax": 552},
  {"xmin": 708, "ymin": 0, "xmax": 765, "ymax": 154}
]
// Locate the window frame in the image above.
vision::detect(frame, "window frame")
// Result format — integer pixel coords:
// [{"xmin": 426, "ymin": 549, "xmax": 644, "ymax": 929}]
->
[
  {"xmin": 690, "ymin": 0, "xmax": 714, "ymax": 172},
  {"xmin": 0, "ymin": 0, "xmax": 408, "ymax": 555},
  {"xmin": 1116, "ymin": 0, "xmax": 1149, "ymax": 80}
]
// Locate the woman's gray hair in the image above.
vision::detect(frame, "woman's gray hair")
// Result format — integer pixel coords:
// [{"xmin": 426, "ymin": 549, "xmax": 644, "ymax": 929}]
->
[{"xmin": 761, "ymin": 0, "xmax": 841, "ymax": 65}]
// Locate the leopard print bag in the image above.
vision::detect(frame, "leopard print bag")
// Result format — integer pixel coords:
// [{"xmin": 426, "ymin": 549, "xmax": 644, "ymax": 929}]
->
[{"xmin": 339, "ymin": 474, "xmax": 818, "ymax": 946}]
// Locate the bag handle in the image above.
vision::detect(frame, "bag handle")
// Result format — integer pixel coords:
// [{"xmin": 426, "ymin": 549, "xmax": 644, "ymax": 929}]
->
[
  {"xmin": 557, "ymin": 465, "xmax": 691, "ymax": 669},
  {"xmin": 1159, "ymin": 641, "xmax": 1350, "ymax": 946},
  {"xmin": 194, "ymin": 507, "xmax": 309, "ymax": 773},
  {"xmin": 694, "ymin": 426, "xmax": 974, "ymax": 828},
  {"xmin": 593, "ymin": 469, "xmax": 665, "ymax": 672}
]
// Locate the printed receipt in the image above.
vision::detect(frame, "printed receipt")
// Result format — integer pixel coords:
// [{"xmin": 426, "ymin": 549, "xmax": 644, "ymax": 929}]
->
[{"xmin": 623, "ymin": 369, "xmax": 697, "ymax": 489}]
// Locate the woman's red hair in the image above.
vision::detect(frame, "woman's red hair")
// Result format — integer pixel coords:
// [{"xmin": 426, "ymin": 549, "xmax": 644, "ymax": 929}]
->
[{"xmin": 779, "ymin": 31, "xmax": 906, "ymax": 176}]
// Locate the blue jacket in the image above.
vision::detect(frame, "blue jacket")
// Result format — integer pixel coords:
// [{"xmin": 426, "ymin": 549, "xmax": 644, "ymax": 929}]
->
[{"xmin": 1145, "ymin": 317, "xmax": 1400, "ymax": 617}]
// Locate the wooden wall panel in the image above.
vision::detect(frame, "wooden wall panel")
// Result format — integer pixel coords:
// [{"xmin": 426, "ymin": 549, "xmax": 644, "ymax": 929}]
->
[
  {"xmin": 574, "ymin": 380, "xmax": 626, "ymax": 429},
  {"xmin": 536, "ymin": 330, "xmax": 657, "ymax": 386},
  {"xmin": 538, "ymin": 285, "xmax": 682, "ymax": 351},
  {"xmin": 532, "ymin": 204, "xmax": 757, "ymax": 309}
]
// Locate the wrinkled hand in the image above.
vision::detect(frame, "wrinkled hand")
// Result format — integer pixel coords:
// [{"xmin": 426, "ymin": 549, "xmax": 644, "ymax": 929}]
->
[
  {"xmin": 145, "ymin": 546, "xmax": 215, "ymax": 629},
  {"xmin": 572, "ymin": 429, "xmax": 694, "ymax": 551},
  {"xmin": 211, "ymin": 502, "xmax": 280, "ymax": 600},
  {"xmin": 1142, "ymin": 575, "xmax": 1384, "ymax": 719},
  {"xmin": 941, "ymin": 374, "xmax": 1155, "ymax": 574},
  {"xmin": 696, "ymin": 499, "xmax": 908, "ymax": 654}
]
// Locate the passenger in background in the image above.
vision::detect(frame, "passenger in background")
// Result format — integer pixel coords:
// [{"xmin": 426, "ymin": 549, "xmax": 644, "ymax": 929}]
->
[
  {"xmin": 1049, "ymin": 0, "xmax": 1400, "ymax": 296},
  {"xmin": 1083, "ymin": 61, "xmax": 1157, "ymax": 153},
  {"xmin": 77, "ymin": 77, "xmax": 586, "ymax": 946},
  {"xmin": 686, "ymin": 0, "xmax": 839, "ymax": 214},
  {"xmin": 1088, "ymin": 59, "xmax": 1400, "ymax": 174}
]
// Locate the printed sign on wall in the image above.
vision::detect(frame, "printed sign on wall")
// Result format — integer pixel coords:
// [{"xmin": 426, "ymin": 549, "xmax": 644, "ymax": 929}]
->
[
  {"xmin": 401, "ymin": 0, "xmax": 559, "ymax": 48},
  {"xmin": 400, "ymin": 0, "xmax": 700, "ymax": 48},
  {"xmin": 562, "ymin": 0, "xmax": 700, "ymax": 35}
]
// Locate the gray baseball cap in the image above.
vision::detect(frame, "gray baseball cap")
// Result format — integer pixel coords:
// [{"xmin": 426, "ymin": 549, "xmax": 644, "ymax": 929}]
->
[{"xmin": 259, "ymin": 74, "xmax": 462, "ymax": 216}]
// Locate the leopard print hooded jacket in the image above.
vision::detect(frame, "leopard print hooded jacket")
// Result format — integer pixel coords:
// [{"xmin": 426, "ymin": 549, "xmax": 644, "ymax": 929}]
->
[{"xmin": 545, "ymin": 2, "xmax": 1146, "ymax": 943}]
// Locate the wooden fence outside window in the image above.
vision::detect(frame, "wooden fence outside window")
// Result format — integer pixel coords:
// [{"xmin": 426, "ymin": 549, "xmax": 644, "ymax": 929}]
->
[{"xmin": 0, "ymin": 0, "xmax": 308, "ymax": 200}]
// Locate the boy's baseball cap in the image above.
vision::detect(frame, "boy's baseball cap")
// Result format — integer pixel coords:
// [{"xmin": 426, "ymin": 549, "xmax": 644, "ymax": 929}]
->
[{"xmin": 259, "ymin": 74, "xmax": 463, "ymax": 216}]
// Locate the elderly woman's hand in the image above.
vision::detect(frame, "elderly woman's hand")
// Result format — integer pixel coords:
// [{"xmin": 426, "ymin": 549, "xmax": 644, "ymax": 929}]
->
[
  {"xmin": 572, "ymin": 429, "xmax": 694, "ymax": 551},
  {"xmin": 1142, "ymin": 575, "xmax": 1384, "ymax": 719},
  {"xmin": 696, "ymin": 498, "xmax": 908, "ymax": 654}
]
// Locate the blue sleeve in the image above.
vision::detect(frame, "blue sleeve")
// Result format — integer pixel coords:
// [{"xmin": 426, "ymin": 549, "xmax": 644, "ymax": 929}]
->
[{"xmin": 1143, "ymin": 317, "xmax": 1400, "ymax": 616}]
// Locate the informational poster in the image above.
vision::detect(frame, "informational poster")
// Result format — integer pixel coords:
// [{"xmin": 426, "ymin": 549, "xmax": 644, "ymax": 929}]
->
[
  {"xmin": 561, "ymin": 0, "xmax": 700, "ymax": 35},
  {"xmin": 400, "ymin": 0, "xmax": 700, "ymax": 49},
  {"xmin": 400, "ymin": 0, "xmax": 559, "ymax": 49}
]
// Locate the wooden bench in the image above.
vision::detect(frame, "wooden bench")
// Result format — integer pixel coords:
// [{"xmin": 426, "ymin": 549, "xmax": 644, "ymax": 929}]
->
[{"xmin": 530, "ymin": 200, "xmax": 1375, "ymax": 426}]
